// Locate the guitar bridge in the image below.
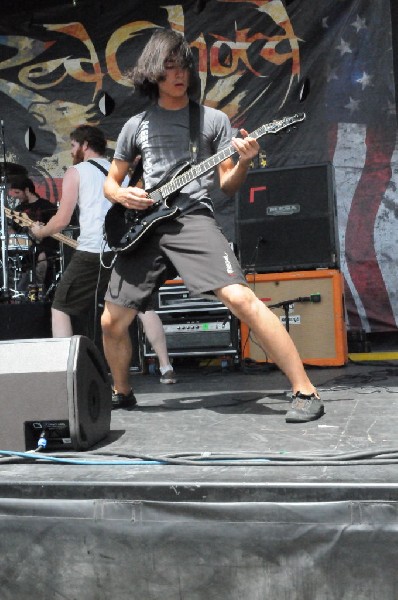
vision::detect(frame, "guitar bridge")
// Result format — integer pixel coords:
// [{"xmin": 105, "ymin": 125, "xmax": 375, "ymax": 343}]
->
[{"xmin": 125, "ymin": 209, "xmax": 139, "ymax": 224}]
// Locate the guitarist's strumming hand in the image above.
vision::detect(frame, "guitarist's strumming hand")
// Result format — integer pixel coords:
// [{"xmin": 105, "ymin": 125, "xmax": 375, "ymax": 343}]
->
[{"xmin": 115, "ymin": 186, "xmax": 154, "ymax": 211}]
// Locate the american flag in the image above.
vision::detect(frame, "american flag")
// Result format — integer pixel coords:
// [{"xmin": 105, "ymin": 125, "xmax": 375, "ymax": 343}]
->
[
  {"xmin": 322, "ymin": 0, "xmax": 397, "ymax": 332},
  {"xmin": 214, "ymin": 0, "xmax": 397, "ymax": 332}
]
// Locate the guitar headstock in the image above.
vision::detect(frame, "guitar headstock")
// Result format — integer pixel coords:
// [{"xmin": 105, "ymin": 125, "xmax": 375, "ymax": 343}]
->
[
  {"xmin": 269, "ymin": 113, "xmax": 306, "ymax": 134},
  {"xmin": 4, "ymin": 207, "xmax": 31, "ymax": 227}
]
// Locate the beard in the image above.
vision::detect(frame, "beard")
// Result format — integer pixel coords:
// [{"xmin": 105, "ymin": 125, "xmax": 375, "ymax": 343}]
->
[{"xmin": 72, "ymin": 146, "xmax": 85, "ymax": 165}]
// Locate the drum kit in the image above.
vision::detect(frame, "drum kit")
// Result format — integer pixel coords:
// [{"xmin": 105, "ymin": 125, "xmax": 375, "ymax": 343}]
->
[
  {"xmin": 0, "ymin": 161, "xmax": 78, "ymax": 303},
  {"xmin": 3, "ymin": 223, "xmax": 78, "ymax": 303},
  {"xmin": 2, "ymin": 208, "xmax": 78, "ymax": 303}
]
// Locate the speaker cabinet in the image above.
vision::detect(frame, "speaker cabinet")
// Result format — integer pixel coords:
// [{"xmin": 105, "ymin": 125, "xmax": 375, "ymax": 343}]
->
[
  {"xmin": 0, "ymin": 336, "xmax": 111, "ymax": 451},
  {"xmin": 241, "ymin": 270, "xmax": 347, "ymax": 366},
  {"xmin": 236, "ymin": 163, "xmax": 339, "ymax": 273}
]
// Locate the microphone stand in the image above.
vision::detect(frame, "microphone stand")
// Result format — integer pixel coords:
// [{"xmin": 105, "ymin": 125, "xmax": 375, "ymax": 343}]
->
[
  {"xmin": 269, "ymin": 298, "xmax": 294, "ymax": 333},
  {"xmin": 0, "ymin": 120, "xmax": 10, "ymax": 302},
  {"xmin": 269, "ymin": 295, "xmax": 321, "ymax": 333},
  {"xmin": 244, "ymin": 236, "xmax": 265, "ymax": 275}
]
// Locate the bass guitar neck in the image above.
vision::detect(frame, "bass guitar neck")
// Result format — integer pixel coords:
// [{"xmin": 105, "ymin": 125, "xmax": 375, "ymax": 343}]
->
[{"xmin": 4, "ymin": 207, "xmax": 78, "ymax": 249}]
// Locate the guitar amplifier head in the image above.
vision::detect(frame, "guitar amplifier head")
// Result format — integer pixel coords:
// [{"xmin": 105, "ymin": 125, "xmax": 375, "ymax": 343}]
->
[
  {"xmin": 142, "ymin": 314, "xmax": 240, "ymax": 358},
  {"xmin": 158, "ymin": 283, "xmax": 223, "ymax": 312}
]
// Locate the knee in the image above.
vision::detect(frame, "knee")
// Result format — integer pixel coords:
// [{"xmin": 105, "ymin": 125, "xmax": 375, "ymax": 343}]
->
[
  {"xmin": 101, "ymin": 305, "xmax": 136, "ymax": 339},
  {"xmin": 217, "ymin": 284, "xmax": 258, "ymax": 318},
  {"xmin": 101, "ymin": 308, "xmax": 122, "ymax": 339},
  {"xmin": 100, "ymin": 310, "xmax": 113, "ymax": 337}
]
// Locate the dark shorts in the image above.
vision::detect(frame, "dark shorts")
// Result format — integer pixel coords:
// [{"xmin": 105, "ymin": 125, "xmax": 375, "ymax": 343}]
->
[
  {"xmin": 105, "ymin": 209, "xmax": 248, "ymax": 311},
  {"xmin": 52, "ymin": 250, "xmax": 114, "ymax": 316}
]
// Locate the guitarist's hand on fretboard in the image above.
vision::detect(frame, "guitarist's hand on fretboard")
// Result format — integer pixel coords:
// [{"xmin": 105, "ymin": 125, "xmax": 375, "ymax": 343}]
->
[{"xmin": 30, "ymin": 221, "xmax": 45, "ymax": 241}]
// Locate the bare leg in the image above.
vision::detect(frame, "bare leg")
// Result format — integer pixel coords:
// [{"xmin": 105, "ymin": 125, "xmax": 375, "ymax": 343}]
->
[
  {"xmin": 52, "ymin": 308, "xmax": 73, "ymax": 337},
  {"xmin": 101, "ymin": 301, "xmax": 138, "ymax": 394},
  {"xmin": 138, "ymin": 310, "xmax": 170, "ymax": 369},
  {"xmin": 216, "ymin": 283, "xmax": 318, "ymax": 396}
]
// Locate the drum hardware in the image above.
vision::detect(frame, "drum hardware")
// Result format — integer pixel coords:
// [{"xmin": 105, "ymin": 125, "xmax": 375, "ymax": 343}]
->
[
  {"xmin": 0, "ymin": 125, "xmax": 26, "ymax": 298},
  {"xmin": 4, "ymin": 206, "xmax": 69, "ymax": 301},
  {"xmin": 6, "ymin": 196, "xmax": 19, "ymax": 211},
  {"xmin": 42, "ymin": 250, "xmax": 64, "ymax": 301},
  {"xmin": 0, "ymin": 161, "xmax": 27, "ymax": 178},
  {"xmin": 7, "ymin": 251, "xmax": 26, "ymax": 299},
  {"xmin": 44, "ymin": 268, "xmax": 62, "ymax": 301},
  {"xmin": 5, "ymin": 253, "xmax": 26, "ymax": 301},
  {"xmin": 7, "ymin": 233, "xmax": 31, "ymax": 252},
  {"xmin": 1, "ymin": 206, "xmax": 78, "ymax": 302}
]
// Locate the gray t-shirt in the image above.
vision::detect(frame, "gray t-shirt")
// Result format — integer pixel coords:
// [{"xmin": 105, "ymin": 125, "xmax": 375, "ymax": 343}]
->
[{"xmin": 113, "ymin": 103, "xmax": 232, "ymax": 212}]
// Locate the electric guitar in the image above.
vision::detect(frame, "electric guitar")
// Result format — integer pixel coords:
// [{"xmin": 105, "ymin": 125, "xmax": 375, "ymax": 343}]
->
[
  {"xmin": 4, "ymin": 207, "xmax": 78, "ymax": 249},
  {"xmin": 104, "ymin": 112, "xmax": 306, "ymax": 254}
]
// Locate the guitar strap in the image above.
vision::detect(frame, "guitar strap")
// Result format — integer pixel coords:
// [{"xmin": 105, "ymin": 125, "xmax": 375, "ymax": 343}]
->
[
  {"xmin": 128, "ymin": 111, "xmax": 147, "ymax": 186},
  {"xmin": 188, "ymin": 99, "xmax": 200, "ymax": 165},
  {"xmin": 87, "ymin": 159, "xmax": 109, "ymax": 177}
]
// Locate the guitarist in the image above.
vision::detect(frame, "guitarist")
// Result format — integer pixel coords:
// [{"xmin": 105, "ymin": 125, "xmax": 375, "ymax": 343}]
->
[
  {"xmin": 30, "ymin": 125, "xmax": 177, "ymax": 399},
  {"xmin": 8, "ymin": 176, "xmax": 58, "ymax": 292},
  {"xmin": 101, "ymin": 29, "xmax": 324, "ymax": 423}
]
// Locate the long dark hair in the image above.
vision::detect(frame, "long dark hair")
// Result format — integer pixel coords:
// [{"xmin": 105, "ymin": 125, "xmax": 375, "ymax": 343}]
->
[{"xmin": 129, "ymin": 29, "xmax": 200, "ymax": 100}]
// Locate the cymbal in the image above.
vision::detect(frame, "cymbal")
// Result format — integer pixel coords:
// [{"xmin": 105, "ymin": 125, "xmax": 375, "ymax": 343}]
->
[{"xmin": 0, "ymin": 162, "xmax": 28, "ymax": 177}]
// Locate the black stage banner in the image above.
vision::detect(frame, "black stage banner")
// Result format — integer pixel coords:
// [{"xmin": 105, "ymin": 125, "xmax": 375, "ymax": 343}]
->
[{"xmin": 0, "ymin": 0, "xmax": 396, "ymax": 332}]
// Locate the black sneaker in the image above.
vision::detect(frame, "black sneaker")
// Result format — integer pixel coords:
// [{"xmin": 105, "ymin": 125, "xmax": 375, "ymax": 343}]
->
[
  {"xmin": 112, "ymin": 389, "xmax": 137, "ymax": 410},
  {"xmin": 285, "ymin": 392, "xmax": 324, "ymax": 423}
]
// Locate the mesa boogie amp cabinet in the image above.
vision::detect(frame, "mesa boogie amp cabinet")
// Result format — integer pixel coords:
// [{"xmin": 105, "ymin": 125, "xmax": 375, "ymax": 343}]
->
[
  {"xmin": 141, "ymin": 280, "xmax": 240, "ymax": 358},
  {"xmin": 236, "ymin": 163, "xmax": 339, "ymax": 273}
]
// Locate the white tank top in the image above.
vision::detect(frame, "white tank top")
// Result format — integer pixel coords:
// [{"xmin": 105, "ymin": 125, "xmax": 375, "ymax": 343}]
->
[{"xmin": 72, "ymin": 157, "xmax": 112, "ymax": 252}]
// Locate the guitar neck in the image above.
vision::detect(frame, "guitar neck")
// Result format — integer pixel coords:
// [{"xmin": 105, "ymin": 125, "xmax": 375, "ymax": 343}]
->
[
  {"xmin": 48, "ymin": 231, "xmax": 78, "ymax": 249},
  {"xmin": 160, "ymin": 140, "xmax": 236, "ymax": 198},
  {"xmin": 5, "ymin": 208, "xmax": 78, "ymax": 249},
  {"xmin": 159, "ymin": 113, "xmax": 306, "ymax": 198}
]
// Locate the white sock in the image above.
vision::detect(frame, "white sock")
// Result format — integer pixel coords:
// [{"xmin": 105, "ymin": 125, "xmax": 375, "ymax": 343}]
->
[{"xmin": 160, "ymin": 364, "xmax": 173, "ymax": 375}]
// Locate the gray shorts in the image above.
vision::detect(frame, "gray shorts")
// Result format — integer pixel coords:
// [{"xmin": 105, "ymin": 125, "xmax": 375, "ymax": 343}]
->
[
  {"xmin": 53, "ymin": 250, "xmax": 114, "ymax": 316},
  {"xmin": 105, "ymin": 210, "xmax": 248, "ymax": 311}
]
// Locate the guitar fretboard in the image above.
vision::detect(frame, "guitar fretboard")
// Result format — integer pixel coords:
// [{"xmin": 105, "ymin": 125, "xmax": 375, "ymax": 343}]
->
[{"xmin": 159, "ymin": 113, "xmax": 305, "ymax": 198}]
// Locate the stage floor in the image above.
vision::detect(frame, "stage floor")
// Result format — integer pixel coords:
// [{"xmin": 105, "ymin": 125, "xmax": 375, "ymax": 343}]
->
[
  {"xmin": 2, "ymin": 358, "xmax": 398, "ymax": 502},
  {"xmin": 2, "ymin": 357, "xmax": 398, "ymax": 599}
]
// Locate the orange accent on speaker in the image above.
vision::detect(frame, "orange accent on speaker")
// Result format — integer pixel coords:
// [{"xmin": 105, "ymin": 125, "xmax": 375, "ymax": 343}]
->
[{"xmin": 241, "ymin": 270, "xmax": 348, "ymax": 367}]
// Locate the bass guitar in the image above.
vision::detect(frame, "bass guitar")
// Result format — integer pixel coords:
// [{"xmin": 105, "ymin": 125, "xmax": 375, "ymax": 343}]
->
[
  {"xmin": 5, "ymin": 207, "xmax": 78, "ymax": 249},
  {"xmin": 104, "ymin": 112, "xmax": 306, "ymax": 254}
]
